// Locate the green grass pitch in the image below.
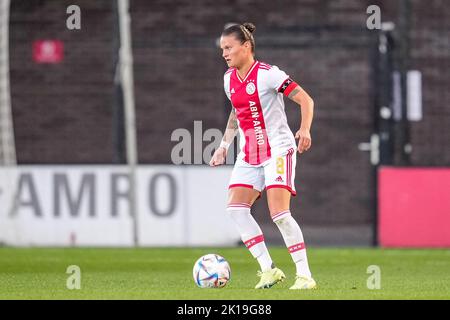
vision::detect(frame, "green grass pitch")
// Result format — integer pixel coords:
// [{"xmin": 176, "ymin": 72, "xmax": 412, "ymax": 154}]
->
[{"xmin": 0, "ymin": 247, "xmax": 449, "ymax": 299}]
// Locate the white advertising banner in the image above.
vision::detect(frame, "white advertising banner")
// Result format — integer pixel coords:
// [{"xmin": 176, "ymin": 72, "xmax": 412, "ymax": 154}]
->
[{"xmin": 0, "ymin": 165, "xmax": 238, "ymax": 247}]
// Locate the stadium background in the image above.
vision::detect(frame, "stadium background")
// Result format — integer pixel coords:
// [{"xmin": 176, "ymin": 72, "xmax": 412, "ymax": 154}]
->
[{"xmin": 1, "ymin": 0, "xmax": 449, "ymax": 247}]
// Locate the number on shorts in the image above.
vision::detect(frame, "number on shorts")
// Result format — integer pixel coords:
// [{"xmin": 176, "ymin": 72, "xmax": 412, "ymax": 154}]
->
[{"xmin": 276, "ymin": 157, "xmax": 285, "ymax": 174}]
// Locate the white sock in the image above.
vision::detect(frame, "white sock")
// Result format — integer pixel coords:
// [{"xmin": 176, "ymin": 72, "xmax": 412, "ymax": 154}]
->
[
  {"xmin": 227, "ymin": 204, "xmax": 274, "ymax": 272},
  {"xmin": 272, "ymin": 210, "xmax": 312, "ymax": 278}
]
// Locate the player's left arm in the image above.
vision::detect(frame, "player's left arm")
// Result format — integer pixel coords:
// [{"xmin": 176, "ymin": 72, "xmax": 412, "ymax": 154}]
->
[{"xmin": 287, "ymin": 85, "xmax": 314, "ymax": 154}]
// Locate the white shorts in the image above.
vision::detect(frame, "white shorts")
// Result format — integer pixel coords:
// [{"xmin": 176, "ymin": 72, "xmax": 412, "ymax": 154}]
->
[{"xmin": 229, "ymin": 148, "xmax": 297, "ymax": 196}]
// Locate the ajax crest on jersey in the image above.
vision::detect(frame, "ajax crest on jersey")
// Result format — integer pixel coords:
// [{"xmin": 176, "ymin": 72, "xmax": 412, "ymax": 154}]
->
[
  {"xmin": 193, "ymin": 254, "xmax": 231, "ymax": 288},
  {"xmin": 246, "ymin": 82, "xmax": 256, "ymax": 95}
]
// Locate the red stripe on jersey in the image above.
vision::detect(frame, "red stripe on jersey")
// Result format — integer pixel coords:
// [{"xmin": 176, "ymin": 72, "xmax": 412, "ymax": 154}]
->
[
  {"xmin": 288, "ymin": 242, "xmax": 306, "ymax": 253},
  {"xmin": 229, "ymin": 183, "xmax": 254, "ymax": 190},
  {"xmin": 244, "ymin": 235, "xmax": 265, "ymax": 249},
  {"xmin": 271, "ymin": 210, "xmax": 290, "ymax": 221},
  {"xmin": 230, "ymin": 62, "xmax": 272, "ymax": 165}
]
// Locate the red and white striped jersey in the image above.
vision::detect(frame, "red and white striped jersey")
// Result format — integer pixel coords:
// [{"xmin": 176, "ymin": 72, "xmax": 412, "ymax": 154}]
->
[{"xmin": 224, "ymin": 60, "xmax": 298, "ymax": 166}]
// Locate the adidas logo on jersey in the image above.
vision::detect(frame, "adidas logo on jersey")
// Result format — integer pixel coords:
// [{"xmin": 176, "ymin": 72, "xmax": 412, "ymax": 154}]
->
[
  {"xmin": 275, "ymin": 176, "xmax": 284, "ymax": 182},
  {"xmin": 230, "ymin": 88, "xmax": 235, "ymax": 94}
]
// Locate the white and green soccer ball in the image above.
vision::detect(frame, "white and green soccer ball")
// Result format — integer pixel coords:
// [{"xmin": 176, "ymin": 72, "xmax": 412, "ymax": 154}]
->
[{"xmin": 193, "ymin": 254, "xmax": 231, "ymax": 288}]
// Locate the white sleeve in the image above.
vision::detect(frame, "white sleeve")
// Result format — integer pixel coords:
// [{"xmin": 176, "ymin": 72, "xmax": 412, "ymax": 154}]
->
[{"xmin": 265, "ymin": 65, "xmax": 290, "ymax": 92}]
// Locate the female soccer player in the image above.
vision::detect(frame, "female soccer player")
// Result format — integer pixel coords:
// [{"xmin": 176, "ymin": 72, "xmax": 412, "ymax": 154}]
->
[{"xmin": 210, "ymin": 23, "xmax": 316, "ymax": 290}]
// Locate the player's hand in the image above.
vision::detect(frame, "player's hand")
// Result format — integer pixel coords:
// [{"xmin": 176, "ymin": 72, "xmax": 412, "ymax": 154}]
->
[
  {"xmin": 295, "ymin": 128, "xmax": 312, "ymax": 154},
  {"xmin": 209, "ymin": 147, "xmax": 227, "ymax": 166}
]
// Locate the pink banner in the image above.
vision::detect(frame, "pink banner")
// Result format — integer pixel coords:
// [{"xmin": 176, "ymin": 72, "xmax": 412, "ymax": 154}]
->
[{"xmin": 379, "ymin": 167, "xmax": 450, "ymax": 247}]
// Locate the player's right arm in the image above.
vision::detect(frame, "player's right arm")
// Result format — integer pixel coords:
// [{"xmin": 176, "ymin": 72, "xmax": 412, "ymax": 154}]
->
[{"xmin": 209, "ymin": 108, "xmax": 238, "ymax": 167}]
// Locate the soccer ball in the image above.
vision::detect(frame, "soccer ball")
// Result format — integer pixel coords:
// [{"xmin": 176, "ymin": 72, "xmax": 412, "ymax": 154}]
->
[{"xmin": 193, "ymin": 254, "xmax": 231, "ymax": 288}]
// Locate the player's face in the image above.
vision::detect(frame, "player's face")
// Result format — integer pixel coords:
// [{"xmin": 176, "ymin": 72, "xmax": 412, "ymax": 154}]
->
[{"xmin": 220, "ymin": 35, "xmax": 251, "ymax": 68}]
